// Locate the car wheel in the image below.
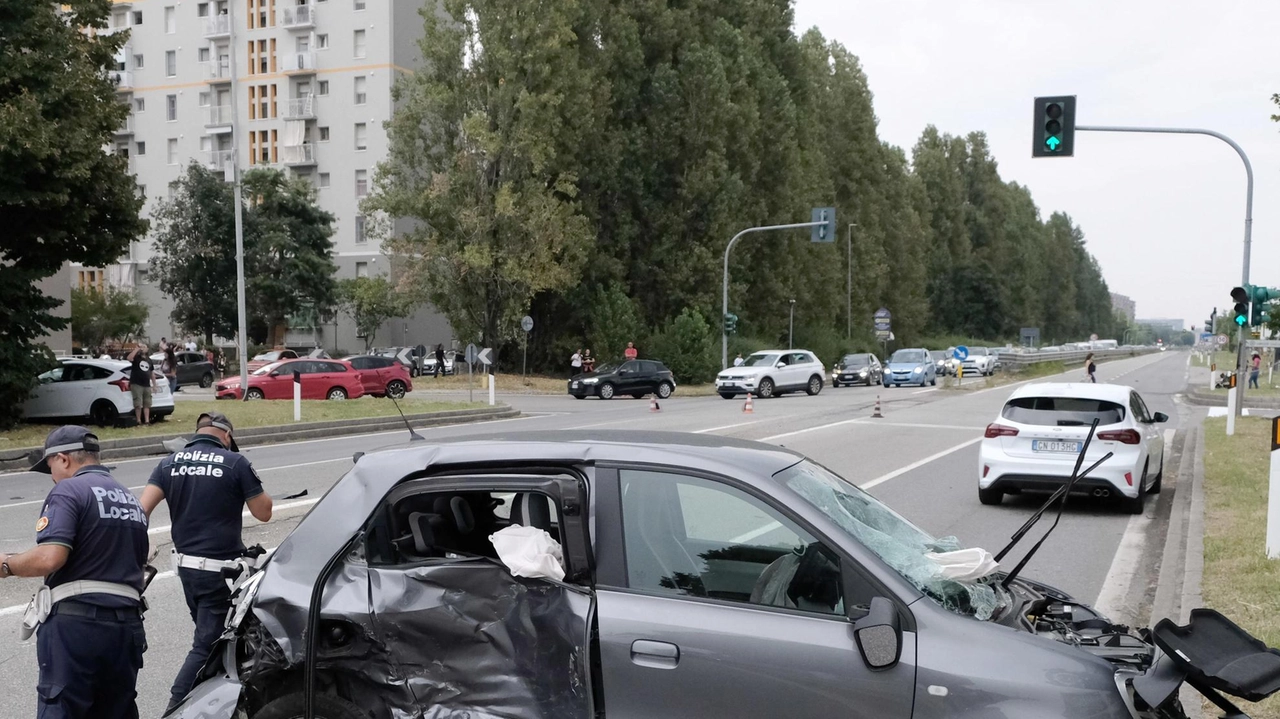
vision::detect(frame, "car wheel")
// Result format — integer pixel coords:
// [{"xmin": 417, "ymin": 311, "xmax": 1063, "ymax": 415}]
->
[
  {"xmin": 200, "ymin": 372, "xmax": 214, "ymax": 389},
  {"xmin": 573, "ymin": 394, "xmax": 586, "ymax": 400},
  {"xmin": 1150, "ymin": 456, "xmax": 1164, "ymax": 494},
  {"xmin": 1122, "ymin": 463, "xmax": 1148, "ymax": 514},
  {"xmin": 90, "ymin": 400, "xmax": 118, "ymax": 427},
  {"xmin": 806, "ymin": 375, "xmax": 822, "ymax": 396},
  {"xmin": 978, "ymin": 487, "xmax": 1003, "ymax": 506},
  {"xmin": 598, "ymin": 382, "xmax": 615, "ymax": 400},
  {"xmin": 246, "ymin": 388, "xmax": 266, "ymax": 400},
  {"xmin": 327, "ymin": 387, "xmax": 349, "ymax": 401},
  {"xmin": 253, "ymin": 692, "xmax": 366, "ymax": 719},
  {"xmin": 657, "ymin": 382, "xmax": 673, "ymax": 399},
  {"xmin": 386, "ymin": 380, "xmax": 407, "ymax": 399},
  {"xmin": 930, "ymin": 377, "xmax": 937, "ymax": 386},
  {"xmin": 757, "ymin": 378, "xmax": 775, "ymax": 398},
  {"xmin": 719, "ymin": 392, "xmax": 736, "ymax": 400},
  {"xmin": 832, "ymin": 380, "xmax": 840, "ymax": 388}
]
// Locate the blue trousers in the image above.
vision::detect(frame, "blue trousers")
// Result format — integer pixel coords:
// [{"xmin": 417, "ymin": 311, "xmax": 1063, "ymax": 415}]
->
[
  {"xmin": 37, "ymin": 608, "xmax": 145, "ymax": 719},
  {"xmin": 170, "ymin": 568, "xmax": 232, "ymax": 708}
]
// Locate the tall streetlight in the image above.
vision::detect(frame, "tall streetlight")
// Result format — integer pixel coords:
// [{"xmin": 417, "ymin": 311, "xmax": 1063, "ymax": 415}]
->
[
  {"xmin": 846, "ymin": 223, "xmax": 856, "ymax": 339},
  {"xmin": 789, "ymin": 299, "xmax": 796, "ymax": 350},
  {"xmin": 225, "ymin": 1, "xmax": 249, "ymax": 400}
]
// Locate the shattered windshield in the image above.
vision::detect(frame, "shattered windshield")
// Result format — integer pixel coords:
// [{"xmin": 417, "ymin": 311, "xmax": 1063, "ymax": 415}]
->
[{"xmin": 779, "ymin": 460, "xmax": 1004, "ymax": 620}]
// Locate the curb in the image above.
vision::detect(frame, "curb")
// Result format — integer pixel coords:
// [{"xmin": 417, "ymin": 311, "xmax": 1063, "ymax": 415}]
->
[{"xmin": 0, "ymin": 405, "xmax": 520, "ymax": 472}]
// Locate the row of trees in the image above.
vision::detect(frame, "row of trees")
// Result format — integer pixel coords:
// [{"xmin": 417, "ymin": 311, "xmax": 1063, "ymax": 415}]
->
[{"xmin": 366, "ymin": 0, "xmax": 1120, "ymax": 379}]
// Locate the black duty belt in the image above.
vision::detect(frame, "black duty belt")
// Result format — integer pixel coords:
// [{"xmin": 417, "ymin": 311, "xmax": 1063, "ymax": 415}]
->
[{"xmin": 49, "ymin": 600, "xmax": 142, "ymax": 622}]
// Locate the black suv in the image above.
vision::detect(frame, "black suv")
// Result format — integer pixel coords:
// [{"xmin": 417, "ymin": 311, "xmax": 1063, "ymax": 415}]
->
[{"xmin": 568, "ymin": 359, "xmax": 676, "ymax": 400}]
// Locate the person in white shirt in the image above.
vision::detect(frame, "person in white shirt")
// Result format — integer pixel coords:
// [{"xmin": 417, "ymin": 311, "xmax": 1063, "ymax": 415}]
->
[
  {"xmin": 733, "ymin": 353, "xmax": 744, "ymax": 367},
  {"xmin": 185, "ymin": 339, "xmax": 198, "ymax": 352},
  {"xmin": 570, "ymin": 349, "xmax": 583, "ymax": 375}
]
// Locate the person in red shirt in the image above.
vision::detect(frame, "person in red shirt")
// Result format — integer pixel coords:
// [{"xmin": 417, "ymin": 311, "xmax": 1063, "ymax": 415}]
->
[
  {"xmin": 1250, "ymin": 352, "xmax": 1262, "ymax": 389},
  {"xmin": 624, "ymin": 342, "xmax": 638, "ymax": 361}
]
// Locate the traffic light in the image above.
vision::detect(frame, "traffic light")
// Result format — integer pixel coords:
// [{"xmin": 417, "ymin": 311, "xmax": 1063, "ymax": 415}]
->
[
  {"xmin": 1250, "ymin": 285, "xmax": 1280, "ymax": 326},
  {"xmin": 724, "ymin": 313, "xmax": 738, "ymax": 335},
  {"xmin": 1232, "ymin": 286, "xmax": 1250, "ymax": 327},
  {"xmin": 810, "ymin": 207, "xmax": 835, "ymax": 243},
  {"xmin": 1032, "ymin": 96, "xmax": 1076, "ymax": 157}
]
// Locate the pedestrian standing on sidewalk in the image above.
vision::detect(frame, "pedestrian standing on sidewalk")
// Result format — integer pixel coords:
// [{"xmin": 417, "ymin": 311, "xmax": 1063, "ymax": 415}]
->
[
  {"xmin": 1250, "ymin": 352, "xmax": 1261, "ymax": 389},
  {"xmin": 127, "ymin": 345, "xmax": 157, "ymax": 425},
  {"xmin": 163, "ymin": 346, "xmax": 179, "ymax": 394},
  {"xmin": 1085, "ymin": 353, "xmax": 1097, "ymax": 383},
  {"xmin": 570, "ymin": 348, "xmax": 583, "ymax": 375},
  {"xmin": 434, "ymin": 343, "xmax": 446, "ymax": 378},
  {"xmin": 582, "ymin": 349, "xmax": 595, "ymax": 374},
  {"xmin": 624, "ymin": 342, "xmax": 638, "ymax": 361}
]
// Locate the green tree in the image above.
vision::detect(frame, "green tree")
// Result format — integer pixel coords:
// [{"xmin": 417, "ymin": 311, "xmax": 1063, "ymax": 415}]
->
[
  {"xmin": 367, "ymin": 0, "xmax": 598, "ymax": 349},
  {"xmin": 586, "ymin": 283, "xmax": 645, "ymax": 363},
  {"xmin": 1, "ymin": 0, "xmax": 147, "ymax": 428},
  {"xmin": 335, "ymin": 276, "xmax": 409, "ymax": 351},
  {"xmin": 648, "ymin": 308, "xmax": 718, "ymax": 384},
  {"xmin": 70, "ymin": 287, "xmax": 149, "ymax": 351}
]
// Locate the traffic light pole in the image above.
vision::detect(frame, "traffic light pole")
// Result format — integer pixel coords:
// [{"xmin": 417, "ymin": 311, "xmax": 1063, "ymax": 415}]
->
[
  {"xmin": 722, "ymin": 221, "xmax": 829, "ymax": 370},
  {"xmin": 1076, "ymin": 125, "xmax": 1254, "ymax": 418}
]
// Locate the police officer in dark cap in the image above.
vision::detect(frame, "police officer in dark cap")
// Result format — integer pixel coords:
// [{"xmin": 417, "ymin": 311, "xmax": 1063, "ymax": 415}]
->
[
  {"xmin": 1, "ymin": 426, "xmax": 149, "ymax": 719},
  {"xmin": 141, "ymin": 411, "xmax": 273, "ymax": 715}
]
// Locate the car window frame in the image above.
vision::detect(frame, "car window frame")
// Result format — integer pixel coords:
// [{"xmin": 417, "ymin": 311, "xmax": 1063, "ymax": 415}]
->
[{"xmin": 1130, "ymin": 392, "xmax": 1153, "ymax": 423}]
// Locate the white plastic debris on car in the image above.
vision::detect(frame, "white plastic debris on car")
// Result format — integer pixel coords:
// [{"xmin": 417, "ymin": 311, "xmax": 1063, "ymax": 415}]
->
[
  {"xmin": 489, "ymin": 525, "xmax": 565, "ymax": 581},
  {"xmin": 924, "ymin": 547, "xmax": 999, "ymax": 582}
]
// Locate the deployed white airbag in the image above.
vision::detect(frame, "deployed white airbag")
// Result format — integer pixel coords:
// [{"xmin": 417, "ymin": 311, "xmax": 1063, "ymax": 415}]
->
[
  {"xmin": 924, "ymin": 547, "xmax": 999, "ymax": 582},
  {"xmin": 489, "ymin": 525, "xmax": 565, "ymax": 581}
]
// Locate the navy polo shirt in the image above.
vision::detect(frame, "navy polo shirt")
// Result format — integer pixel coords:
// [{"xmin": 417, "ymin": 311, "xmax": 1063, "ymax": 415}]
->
[
  {"xmin": 148, "ymin": 435, "xmax": 264, "ymax": 560},
  {"xmin": 36, "ymin": 465, "xmax": 149, "ymax": 608}
]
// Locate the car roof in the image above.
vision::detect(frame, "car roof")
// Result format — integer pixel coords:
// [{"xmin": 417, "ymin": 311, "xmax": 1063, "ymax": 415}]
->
[
  {"xmin": 751, "ymin": 349, "xmax": 811, "ymax": 354},
  {"xmin": 1007, "ymin": 382, "xmax": 1134, "ymax": 402},
  {"xmin": 59, "ymin": 358, "xmax": 127, "ymax": 370}
]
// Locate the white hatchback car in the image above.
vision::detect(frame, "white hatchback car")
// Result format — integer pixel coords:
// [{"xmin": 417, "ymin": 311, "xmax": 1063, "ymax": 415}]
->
[
  {"xmin": 23, "ymin": 359, "xmax": 175, "ymax": 426},
  {"xmin": 978, "ymin": 382, "xmax": 1167, "ymax": 513},
  {"xmin": 715, "ymin": 350, "xmax": 825, "ymax": 399}
]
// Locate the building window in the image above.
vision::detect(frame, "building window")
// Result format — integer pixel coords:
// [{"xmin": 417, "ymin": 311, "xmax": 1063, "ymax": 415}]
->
[
  {"xmin": 354, "ymin": 0, "xmax": 365, "ymax": 10},
  {"xmin": 166, "ymin": 138, "xmax": 178, "ymax": 165},
  {"xmin": 353, "ymin": 76, "xmax": 366, "ymax": 105},
  {"xmin": 198, "ymin": 91, "xmax": 211, "ymax": 107},
  {"xmin": 133, "ymin": 53, "xmax": 144, "ymax": 68},
  {"xmin": 132, "ymin": 10, "xmax": 143, "ymax": 24},
  {"xmin": 316, "ymin": 34, "xmax": 329, "ymax": 49},
  {"xmin": 133, "ymin": 97, "xmax": 145, "ymax": 112},
  {"xmin": 355, "ymin": 215, "xmax": 366, "ymax": 244},
  {"xmin": 165, "ymin": 94, "xmax": 176, "ymax": 121},
  {"xmin": 164, "ymin": 6, "xmax": 176, "ymax": 33},
  {"xmin": 354, "ymin": 122, "xmax": 367, "ymax": 151},
  {"xmin": 318, "ymin": 80, "xmax": 329, "ymax": 96},
  {"xmin": 355, "ymin": 261, "xmax": 368, "ymax": 278},
  {"xmin": 355, "ymin": 169, "xmax": 367, "ymax": 197},
  {"xmin": 198, "ymin": 47, "xmax": 210, "ymax": 63},
  {"xmin": 165, "ymin": 50, "xmax": 176, "ymax": 77},
  {"xmin": 200, "ymin": 136, "xmax": 212, "ymax": 153},
  {"xmin": 318, "ymin": 126, "xmax": 330, "ymax": 141},
  {"xmin": 168, "ymin": 180, "xmax": 179, "ymax": 197},
  {"xmin": 136, "ymin": 140, "xmax": 147, "ymax": 155},
  {"xmin": 319, "ymin": 172, "xmax": 330, "ymax": 188},
  {"xmin": 353, "ymin": 29, "xmax": 366, "ymax": 58},
  {"xmin": 198, "ymin": 2, "xmax": 210, "ymax": 17}
]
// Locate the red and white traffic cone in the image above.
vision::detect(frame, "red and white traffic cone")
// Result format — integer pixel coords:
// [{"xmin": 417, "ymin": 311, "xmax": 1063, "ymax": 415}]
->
[
  {"xmin": 650, "ymin": 394, "xmax": 661, "ymax": 412},
  {"xmin": 743, "ymin": 393, "xmax": 754, "ymax": 414},
  {"xmin": 872, "ymin": 395, "xmax": 883, "ymax": 419}
]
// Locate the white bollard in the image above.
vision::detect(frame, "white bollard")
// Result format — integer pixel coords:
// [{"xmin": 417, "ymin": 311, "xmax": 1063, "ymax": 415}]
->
[
  {"xmin": 488, "ymin": 371, "xmax": 495, "ymax": 406},
  {"xmin": 293, "ymin": 371, "xmax": 301, "ymax": 422},
  {"xmin": 1227, "ymin": 386, "xmax": 1237, "ymax": 436},
  {"xmin": 1268, "ymin": 417, "xmax": 1280, "ymax": 558}
]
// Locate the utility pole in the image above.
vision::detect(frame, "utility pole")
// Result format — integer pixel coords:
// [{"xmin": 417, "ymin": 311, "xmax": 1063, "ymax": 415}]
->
[
  {"xmin": 228, "ymin": 0, "xmax": 250, "ymax": 400},
  {"xmin": 846, "ymin": 223, "xmax": 856, "ymax": 339},
  {"xmin": 789, "ymin": 299, "xmax": 796, "ymax": 349}
]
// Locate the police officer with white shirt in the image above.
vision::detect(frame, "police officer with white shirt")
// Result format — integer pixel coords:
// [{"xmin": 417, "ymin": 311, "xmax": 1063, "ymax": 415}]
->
[
  {"xmin": 141, "ymin": 412, "xmax": 273, "ymax": 715},
  {"xmin": 2, "ymin": 426, "xmax": 149, "ymax": 719}
]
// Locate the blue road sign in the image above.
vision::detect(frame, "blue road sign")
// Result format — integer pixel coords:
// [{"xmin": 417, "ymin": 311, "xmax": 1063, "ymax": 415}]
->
[{"xmin": 954, "ymin": 346, "xmax": 969, "ymax": 361}]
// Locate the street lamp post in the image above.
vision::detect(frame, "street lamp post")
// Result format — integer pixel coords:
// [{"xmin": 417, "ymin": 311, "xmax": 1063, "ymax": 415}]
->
[
  {"xmin": 846, "ymin": 223, "xmax": 856, "ymax": 339},
  {"xmin": 789, "ymin": 299, "xmax": 796, "ymax": 350}
]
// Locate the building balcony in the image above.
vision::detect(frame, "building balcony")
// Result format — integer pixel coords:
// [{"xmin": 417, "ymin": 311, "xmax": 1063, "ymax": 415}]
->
[
  {"xmin": 202, "ymin": 14, "xmax": 231, "ymax": 38},
  {"xmin": 281, "ymin": 143, "xmax": 316, "ymax": 166},
  {"xmin": 282, "ymin": 94, "xmax": 315, "ymax": 120},
  {"xmin": 99, "ymin": 25, "xmax": 131, "ymax": 37},
  {"xmin": 205, "ymin": 105, "xmax": 233, "ymax": 130},
  {"xmin": 206, "ymin": 148, "xmax": 234, "ymax": 174},
  {"xmin": 281, "ymin": 51, "xmax": 317, "ymax": 74},
  {"xmin": 115, "ymin": 114, "xmax": 134, "ymax": 136},
  {"xmin": 110, "ymin": 70, "xmax": 134, "ymax": 92},
  {"xmin": 204, "ymin": 59, "xmax": 231, "ymax": 83},
  {"xmin": 277, "ymin": 4, "xmax": 316, "ymax": 29}
]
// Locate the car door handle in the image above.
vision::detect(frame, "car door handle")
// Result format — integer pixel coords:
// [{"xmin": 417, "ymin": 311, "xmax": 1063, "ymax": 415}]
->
[{"xmin": 631, "ymin": 639, "xmax": 679, "ymax": 669}]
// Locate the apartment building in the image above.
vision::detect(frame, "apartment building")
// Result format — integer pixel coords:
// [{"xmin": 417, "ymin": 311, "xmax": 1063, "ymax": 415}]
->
[{"xmin": 82, "ymin": 0, "xmax": 451, "ymax": 353}]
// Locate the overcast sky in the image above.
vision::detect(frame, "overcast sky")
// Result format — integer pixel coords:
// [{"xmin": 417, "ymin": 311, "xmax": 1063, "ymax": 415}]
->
[{"xmin": 794, "ymin": 0, "xmax": 1280, "ymax": 332}]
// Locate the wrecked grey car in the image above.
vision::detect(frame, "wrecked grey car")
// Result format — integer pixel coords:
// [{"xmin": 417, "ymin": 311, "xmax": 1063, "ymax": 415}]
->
[{"xmin": 173, "ymin": 431, "xmax": 1280, "ymax": 719}]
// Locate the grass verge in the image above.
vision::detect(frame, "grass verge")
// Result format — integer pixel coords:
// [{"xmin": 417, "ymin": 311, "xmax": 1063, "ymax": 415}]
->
[
  {"xmin": 1, "ymin": 398, "xmax": 484, "ymax": 449},
  {"xmin": 1201, "ymin": 416, "xmax": 1280, "ymax": 719},
  {"xmin": 423, "ymin": 372, "xmax": 720, "ymax": 396},
  {"xmin": 938, "ymin": 360, "xmax": 1069, "ymax": 392}
]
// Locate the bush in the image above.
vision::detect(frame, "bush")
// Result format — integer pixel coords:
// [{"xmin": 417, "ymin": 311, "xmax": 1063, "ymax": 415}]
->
[
  {"xmin": 587, "ymin": 283, "xmax": 645, "ymax": 364},
  {"xmin": 649, "ymin": 308, "xmax": 719, "ymax": 384}
]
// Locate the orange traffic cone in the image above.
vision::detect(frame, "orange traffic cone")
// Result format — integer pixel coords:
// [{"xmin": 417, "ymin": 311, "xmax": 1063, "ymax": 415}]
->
[
  {"xmin": 872, "ymin": 395, "xmax": 883, "ymax": 419},
  {"xmin": 743, "ymin": 393, "xmax": 754, "ymax": 414},
  {"xmin": 650, "ymin": 394, "xmax": 661, "ymax": 412}
]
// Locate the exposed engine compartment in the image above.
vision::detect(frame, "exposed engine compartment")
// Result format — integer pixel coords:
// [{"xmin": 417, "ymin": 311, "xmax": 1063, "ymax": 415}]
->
[{"xmin": 1000, "ymin": 577, "xmax": 1155, "ymax": 672}]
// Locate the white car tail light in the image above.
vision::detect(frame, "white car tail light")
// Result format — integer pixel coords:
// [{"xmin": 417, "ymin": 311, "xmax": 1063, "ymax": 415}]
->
[
  {"xmin": 108, "ymin": 378, "xmax": 130, "ymax": 392},
  {"xmin": 984, "ymin": 423, "xmax": 1019, "ymax": 438},
  {"xmin": 1097, "ymin": 429, "xmax": 1141, "ymax": 445}
]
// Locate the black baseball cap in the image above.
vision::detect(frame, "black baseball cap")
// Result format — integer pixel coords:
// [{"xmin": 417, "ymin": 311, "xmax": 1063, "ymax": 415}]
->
[
  {"xmin": 31, "ymin": 426, "xmax": 101, "ymax": 474},
  {"xmin": 196, "ymin": 412, "xmax": 239, "ymax": 452}
]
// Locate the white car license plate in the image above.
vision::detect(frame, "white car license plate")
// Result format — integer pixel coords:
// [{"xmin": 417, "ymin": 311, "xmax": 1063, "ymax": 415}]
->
[
  {"xmin": 1032, "ymin": 440, "xmax": 1082, "ymax": 454},
  {"xmin": 571, "ymin": 381, "xmax": 579, "ymax": 388}
]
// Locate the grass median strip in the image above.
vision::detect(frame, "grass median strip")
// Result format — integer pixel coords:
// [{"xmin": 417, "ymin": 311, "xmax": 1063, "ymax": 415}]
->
[
  {"xmin": 1, "ymin": 398, "xmax": 485, "ymax": 448},
  {"xmin": 1202, "ymin": 416, "xmax": 1280, "ymax": 719},
  {"xmin": 939, "ymin": 360, "xmax": 1067, "ymax": 392},
  {"xmin": 420, "ymin": 372, "xmax": 720, "ymax": 396}
]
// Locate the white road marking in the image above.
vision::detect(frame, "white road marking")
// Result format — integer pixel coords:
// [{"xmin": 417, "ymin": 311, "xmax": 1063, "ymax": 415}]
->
[
  {"xmin": 732, "ymin": 521, "xmax": 783, "ymax": 544},
  {"xmin": 860, "ymin": 438, "xmax": 984, "ymax": 491},
  {"xmin": 693, "ymin": 418, "xmax": 776, "ymax": 434},
  {"xmin": 760, "ymin": 418, "xmax": 863, "ymax": 442},
  {"xmin": 912, "ymin": 388, "xmax": 939, "ymax": 395}
]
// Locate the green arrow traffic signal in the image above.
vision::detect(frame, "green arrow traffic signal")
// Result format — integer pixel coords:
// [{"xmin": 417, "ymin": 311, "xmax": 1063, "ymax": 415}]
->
[
  {"xmin": 1046, "ymin": 136, "xmax": 1061, "ymax": 151},
  {"xmin": 1033, "ymin": 96, "xmax": 1076, "ymax": 158}
]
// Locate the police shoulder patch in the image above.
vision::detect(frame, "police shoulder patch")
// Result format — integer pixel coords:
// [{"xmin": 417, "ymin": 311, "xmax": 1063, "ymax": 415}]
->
[{"xmin": 35, "ymin": 517, "xmax": 48, "ymax": 532}]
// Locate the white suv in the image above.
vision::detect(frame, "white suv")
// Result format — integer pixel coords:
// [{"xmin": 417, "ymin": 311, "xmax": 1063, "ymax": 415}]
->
[
  {"xmin": 960, "ymin": 347, "xmax": 999, "ymax": 376},
  {"xmin": 716, "ymin": 350, "xmax": 825, "ymax": 399}
]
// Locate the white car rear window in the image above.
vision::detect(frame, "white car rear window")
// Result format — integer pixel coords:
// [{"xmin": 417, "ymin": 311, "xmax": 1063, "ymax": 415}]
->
[{"xmin": 1002, "ymin": 397, "xmax": 1125, "ymax": 427}]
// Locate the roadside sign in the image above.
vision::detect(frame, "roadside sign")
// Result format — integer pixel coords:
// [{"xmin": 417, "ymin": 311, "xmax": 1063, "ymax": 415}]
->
[
  {"xmin": 873, "ymin": 307, "xmax": 892, "ymax": 340},
  {"xmin": 1247, "ymin": 340, "xmax": 1280, "ymax": 349},
  {"xmin": 414, "ymin": 344, "xmax": 427, "ymax": 357},
  {"xmin": 521, "ymin": 315, "xmax": 534, "ymax": 333},
  {"xmin": 477, "ymin": 347, "xmax": 494, "ymax": 366},
  {"xmin": 465, "ymin": 343, "xmax": 478, "ymax": 365},
  {"xmin": 954, "ymin": 346, "xmax": 969, "ymax": 361},
  {"xmin": 1089, "ymin": 333, "xmax": 1098, "ymax": 342},
  {"xmin": 1217, "ymin": 334, "xmax": 1229, "ymax": 346},
  {"xmin": 396, "ymin": 347, "xmax": 414, "ymax": 366}
]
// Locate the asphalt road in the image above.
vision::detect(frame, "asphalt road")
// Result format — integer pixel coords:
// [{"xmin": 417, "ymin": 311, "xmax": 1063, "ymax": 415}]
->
[{"xmin": 0, "ymin": 350, "xmax": 1192, "ymax": 718}]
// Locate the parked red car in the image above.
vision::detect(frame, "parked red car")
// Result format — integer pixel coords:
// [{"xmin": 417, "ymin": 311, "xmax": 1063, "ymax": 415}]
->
[
  {"xmin": 246, "ymin": 349, "xmax": 300, "ymax": 372},
  {"xmin": 215, "ymin": 359, "xmax": 366, "ymax": 401},
  {"xmin": 342, "ymin": 355, "xmax": 413, "ymax": 398}
]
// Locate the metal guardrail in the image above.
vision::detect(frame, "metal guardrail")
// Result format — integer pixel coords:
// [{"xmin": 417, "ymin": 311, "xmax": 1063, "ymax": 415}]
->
[{"xmin": 993, "ymin": 347, "xmax": 1160, "ymax": 367}]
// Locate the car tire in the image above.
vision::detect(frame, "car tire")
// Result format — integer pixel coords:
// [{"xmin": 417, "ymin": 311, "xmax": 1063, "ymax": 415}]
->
[
  {"xmin": 930, "ymin": 377, "xmax": 937, "ymax": 386},
  {"xmin": 327, "ymin": 387, "xmax": 348, "ymax": 401},
  {"xmin": 1150, "ymin": 456, "xmax": 1164, "ymax": 494},
  {"xmin": 386, "ymin": 380, "xmax": 407, "ymax": 399},
  {"xmin": 253, "ymin": 692, "xmax": 366, "ymax": 719},
  {"xmin": 1122, "ymin": 463, "xmax": 1148, "ymax": 514},
  {"xmin": 90, "ymin": 400, "xmax": 118, "ymax": 427},
  {"xmin": 246, "ymin": 388, "xmax": 266, "ymax": 400},
  {"xmin": 757, "ymin": 378, "xmax": 775, "ymax": 398},
  {"xmin": 832, "ymin": 380, "xmax": 840, "ymax": 388},
  {"xmin": 806, "ymin": 375, "xmax": 823, "ymax": 396},
  {"xmin": 719, "ymin": 392, "xmax": 736, "ymax": 400},
  {"xmin": 657, "ymin": 382, "xmax": 673, "ymax": 399},
  {"xmin": 978, "ymin": 487, "xmax": 1003, "ymax": 506},
  {"xmin": 200, "ymin": 372, "xmax": 214, "ymax": 389},
  {"xmin": 573, "ymin": 394, "xmax": 586, "ymax": 400},
  {"xmin": 598, "ymin": 382, "xmax": 615, "ymax": 400}
]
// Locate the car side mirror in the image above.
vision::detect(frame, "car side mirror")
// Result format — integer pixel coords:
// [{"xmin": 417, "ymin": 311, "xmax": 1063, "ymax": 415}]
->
[
  {"xmin": 852, "ymin": 596, "xmax": 902, "ymax": 670},
  {"xmin": 1153, "ymin": 412, "xmax": 1169, "ymax": 423}
]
